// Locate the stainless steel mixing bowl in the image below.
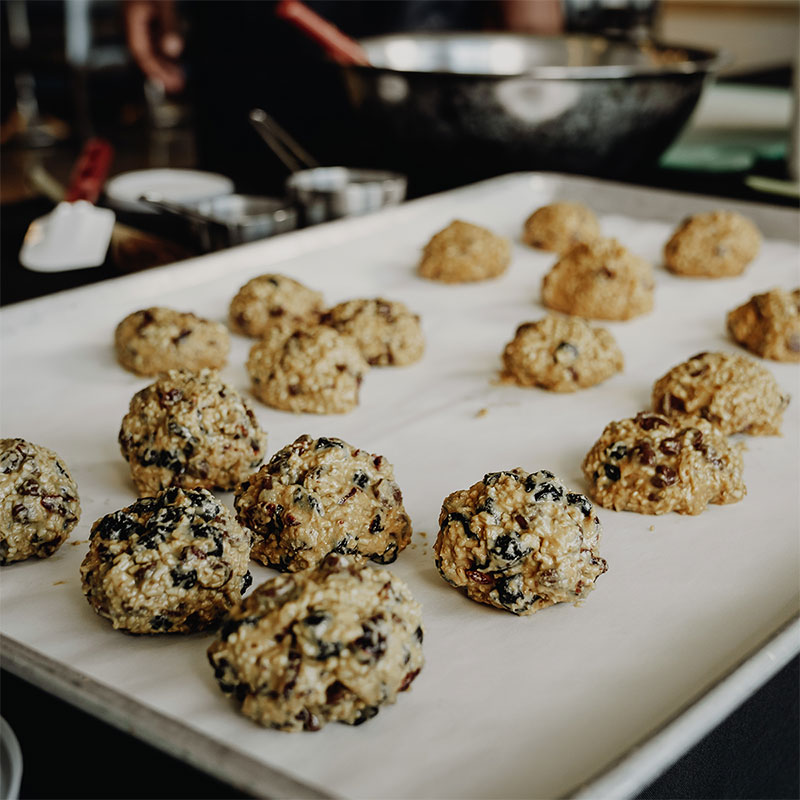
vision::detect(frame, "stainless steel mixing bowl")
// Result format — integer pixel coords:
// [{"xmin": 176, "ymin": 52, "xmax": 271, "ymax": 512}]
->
[{"xmin": 340, "ymin": 33, "xmax": 725, "ymax": 179}]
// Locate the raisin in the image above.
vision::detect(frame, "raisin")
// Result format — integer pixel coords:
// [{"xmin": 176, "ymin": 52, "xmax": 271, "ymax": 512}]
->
[
  {"xmin": 353, "ymin": 472, "xmax": 369, "ymax": 489},
  {"xmin": 476, "ymin": 496, "xmax": 496, "ymax": 516},
  {"xmin": 651, "ymin": 465, "xmax": 677, "ymax": 488},
  {"xmin": 137, "ymin": 530, "xmax": 165, "ymax": 549},
  {"xmin": 369, "ymin": 515, "xmax": 384, "ymax": 533},
  {"xmin": 638, "ymin": 414, "xmax": 669, "ymax": 431},
  {"xmin": 636, "ymin": 440, "xmax": 656, "ymax": 465},
  {"xmin": 566, "ymin": 493, "xmax": 593, "ymax": 517},
  {"xmin": 315, "ymin": 437, "xmax": 343, "ymax": 450},
  {"xmin": 150, "ymin": 615, "xmax": 173, "ymax": 631},
  {"xmin": 491, "ymin": 534, "xmax": 526, "ymax": 564},
  {"xmin": 1, "ymin": 447, "xmax": 25, "ymax": 474},
  {"xmin": 514, "ymin": 513, "xmax": 529, "ymax": 530},
  {"xmin": 604, "ymin": 464, "xmax": 621, "ymax": 481},
  {"xmin": 339, "ymin": 487, "xmax": 357, "ymax": 504},
  {"xmin": 373, "ymin": 456, "xmax": 384, "ymax": 469},
  {"xmin": 326, "ymin": 681, "xmax": 347, "ymax": 704},
  {"xmin": 465, "ymin": 569, "xmax": 493, "ymax": 585},
  {"xmin": 351, "ymin": 706, "xmax": 379, "ymax": 726},
  {"xmin": 668, "ymin": 394, "xmax": 686, "ymax": 412},
  {"xmin": 484, "ymin": 471, "xmax": 520, "ymax": 486},
  {"xmin": 353, "ymin": 619, "xmax": 387, "ymax": 663},
  {"xmin": 414, "ymin": 626, "xmax": 424, "ymax": 643},
  {"xmin": 240, "ymin": 571, "xmax": 253, "ymax": 594},
  {"xmin": 494, "ymin": 574, "xmax": 537, "ymax": 613},
  {"xmin": 690, "ymin": 430, "xmax": 704, "ymax": 449},
  {"xmin": 373, "ymin": 542, "xmax": 398, "ymax": 564},
  {"xmin": 554, "ymin": 341, "xmax": 579, "ymax": 363},
  {"xmin": 170, "ymin": 568, "xmax": 197, "ymax": 589},
  {"xmin": 160, "ymin": 388, "xmax": 183, "ymax": 405},
  {"xmin": 399, "ymin": 668, "xmax": 421, "ymax": 692},
  {"xmin": 607, "ymin": 443, "xmax": 628, "ymax": 460},
  {"xmin": 18, "ymin": 479, "xmax": 40, "ymax": 496},
  {"xmin": 93, "ymin": 511, "xmax": 142, "ymax": 541},
  {"xmin": 659, "ymin": 437, "xmax": 682, "ymax": 455},
  {"xmin": 11, "ymin": 504, "xmax": 29, "ymax": 522},
  {"xmin": 535, "ymin": 482, "xmax": 564, "ymax": 502}
]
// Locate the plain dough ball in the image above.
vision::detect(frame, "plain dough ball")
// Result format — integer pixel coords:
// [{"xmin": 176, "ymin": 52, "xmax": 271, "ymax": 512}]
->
[
  {"xmin": 501, "ymin": 315, "xmax": 623, "ymax": 392},
  {"xmin": 114, "ymin": 307, "xmax": 230, "ymax": 376},
  {"xmin": 118, "ymin": 369, "xmax": 268, "ymax": 496},
  {"xmin": 652, "ymin": 351, "xmax": 789, "ymax": 435},
  {"xmin": 81, "ymin": 488, "xmax": 252, "ymax": 633},
  {"xmin": 664, "ymin": 210, "xmax": 761, "ymax": 277},
  {"xmin": 247, "ymin": 325, "xmax": 368, "ymax": 414},
  {"xmin": 0, "ymin": 438, "xmax": 80, "ymax": 565},
  {"xmin": 321, "ymin": 298, "xmax": 424, "ymax": 366},
  {"xmin": 235, "ymin": 434, "xmax": 411, "ymax": 571},
  {"xmin": 522, "ymin": 202, "xmax": 600, "ymax": 253},
  {"xmin": 581, "ymin": 412, "xmax": 746, "ymax": 515},
  {"xmin": 541, "ymin": 237, "xmax": 654, "ymax": 321},
  {"xmin": 433, "ymin": 469, "xmax": 607, "ymax": 615},
  {"xmin": 229, "ymin": 274, "xmax": 324, "ymax": 338},
  {"xmin": 419, "ymin": 220, "xmax": 510, "ymax": 283},
  {"xmin": 207, "ymin": 553, "xmax": 424, "ymax": 731},
  {"xmin": 727, "ymin": 288, "xmax": 800, "ymax": 362}
]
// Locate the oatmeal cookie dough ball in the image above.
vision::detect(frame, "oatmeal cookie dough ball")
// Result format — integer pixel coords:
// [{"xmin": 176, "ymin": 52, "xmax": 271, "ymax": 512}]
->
[
  {"xmin": 321, "ymin": 298, "xmax": 424, "ymax": 367},
  {"xmin": 727, "ymin": 288, "xmax": 800, "ymax": 362},
  {"xmin": 0, "ymin": 439, "xmax": 80, "ymax": 565},
  {"xmin": 433, "ymin": 469, "xmax": 607, "ymax": 615},
  {"xmin": 247, "ymin": 325, "xmax": 368, "ymax": 414},
  {"xmin": 114, "ymin": 307, "xmax": 230, "ymax": 376},
  {"xmin": 652, "ymin": 352, "xmax": 789, "ymax": 436},
  {"xmin": 118, "ymin": 369, "xmax": 267, "ymax": 496},
  {"xmin": 207, "ymin": 554, "xmax": 423, "ymax": 731},
  {"xmin": 501, "ymin": 315, "xmax": 623, "ymax": 392},
  {"xmin": 229, "ymin": 274, "xmax": 324, "ymax": 338},
  {"xmin": 522, "ymin": 202, "xmax": 600, "ymax": 253},
  {"xmin": 581, "ymin": 412, "xmax": 745, "ymax": 515},
  {"xmin": 664, "ymin": 210, "xmax": 761, "ymax": 277},
  {"xmin": 541, "ymin": 237, "xmax": 654, "ymax": 321},
  {"xmin": 235, "ymin": 435, "xmax": 411, "ymax": 571},
  {"xmin": 418, "ymin": 220, "xmax": 510, "ymax": 283},
  {"xmin": 81, "ymin": 488, "xmax": 252, "ymax": 634}
]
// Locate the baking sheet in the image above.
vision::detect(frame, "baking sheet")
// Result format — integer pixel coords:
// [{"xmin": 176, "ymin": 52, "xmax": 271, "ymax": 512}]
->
[{"xmin": 1, "ymin": 173, "xmax": 798, "ymax": 799}]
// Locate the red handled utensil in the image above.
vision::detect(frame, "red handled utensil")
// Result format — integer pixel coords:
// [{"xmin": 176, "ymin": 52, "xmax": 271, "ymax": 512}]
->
[{"xmin": 275, "ymin": 0, "xmax": 371, "ymax": 66}]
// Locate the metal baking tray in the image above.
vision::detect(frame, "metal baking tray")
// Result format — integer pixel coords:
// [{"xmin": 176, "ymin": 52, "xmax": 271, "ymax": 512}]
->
[{"xmin": 1, "ymin": 173, "xmax": 798, "ymax": 799}]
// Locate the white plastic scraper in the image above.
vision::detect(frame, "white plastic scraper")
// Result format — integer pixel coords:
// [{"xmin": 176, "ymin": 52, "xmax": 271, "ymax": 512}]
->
[{"xmin": 20, "ymin": 138, "xmax": 115, "ymax": 272}]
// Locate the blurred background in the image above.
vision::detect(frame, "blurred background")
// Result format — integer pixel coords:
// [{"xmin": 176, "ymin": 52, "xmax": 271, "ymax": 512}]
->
[{"xmin": 1, "ymin": 0, "xmax": 798, "ymax": 305}]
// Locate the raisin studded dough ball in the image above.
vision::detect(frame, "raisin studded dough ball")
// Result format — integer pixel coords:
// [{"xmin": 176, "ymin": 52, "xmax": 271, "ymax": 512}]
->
[
  {"xmin": 207, "ymin": 554, "xmax": 423, "ymax": 731},
  {"xmin": 81, "ymin": 488, "xmax": 252, "ymax": 634},
  {"xmin": 727, "ymin": 288, "xmax": 800, "ymax": 362},
  {"xmin": 247, "ymin": 325, "xmax": 368, "ymax": 414},
  {"xmin": 581, "ymin": 412, "xmax": 745, "ymax": 515},
  {"xmin": 321, "ymin": 298, "xmax": 424, "ymax": 367},
  {"xmin": 541, "ymin": 237, "xmax": 654, "ymax": 321},
  {"xmin": 0, "ymin": 439, "xmax": 80, "ymax": 565},
  {"xmin": 118, "ymin": 369, "xmax": 267, "ymax": 496},
  {"xmin": 433, "ymin": 469, "xmax": 607, "ymax": 615},
  {"xmin": 652, "ymin": 352, "xmax": 789, "ymax": 436},
  {"xmin": 664, "ymin": 210, "xmax": 761, "ymax": 277},
  {"xmin": 235, "ymin": 435, "xmax": 411, "ymax": 571},
  {"xmin": 114, "ymin": 307, "xmax": 230, "ymax": 376},
  {"xmin": 418, "ymin": 220, "xmax": 511, "ymax": 283},
  {"xmin": 522, "ymin": 202, "xmax": 600, "ymax": 253},
  {"xmin": 229, "ymin": 274, "xmax": 324, "ymax": 338},
  {"xmin": 501, "ymin": 315, "xmax": 623, "ymax": 392}
]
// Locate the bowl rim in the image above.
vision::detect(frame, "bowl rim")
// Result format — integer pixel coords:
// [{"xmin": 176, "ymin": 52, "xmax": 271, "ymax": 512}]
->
[{"xmin": 351, "ymin": 32, "xmax": 728, "ymax": 79}]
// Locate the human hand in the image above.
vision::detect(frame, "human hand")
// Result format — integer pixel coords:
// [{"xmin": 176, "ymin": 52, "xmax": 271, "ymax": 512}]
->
[{"xmin": 123, "ymin": 0, "xmax": 185, "ymax": 93}]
